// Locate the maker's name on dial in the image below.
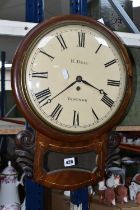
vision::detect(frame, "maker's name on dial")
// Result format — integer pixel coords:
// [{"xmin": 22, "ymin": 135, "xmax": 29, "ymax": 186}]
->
[{"xmin": 71, "ymin": 58, "xmax": 88, "ymax": 65}]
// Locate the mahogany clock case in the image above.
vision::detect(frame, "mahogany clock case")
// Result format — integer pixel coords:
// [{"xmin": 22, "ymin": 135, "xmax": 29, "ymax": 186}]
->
[
  {"xmin": 11, "ymin": 15, "xmax": 133, "ymax": 144},
  {"xmin": 33, "ymin": 131, "xmax": 107, "ymax": 190}
]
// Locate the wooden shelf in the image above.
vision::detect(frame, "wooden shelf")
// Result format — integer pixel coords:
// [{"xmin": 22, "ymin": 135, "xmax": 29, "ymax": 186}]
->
[
  {"xmin": 114, "ymin": 126, "xmax": 140, "ymax": 132},
  {"xmin": 0, "ymin": 118, "xmax": 25, "ymax": 135},
  {"xmin": 112, "ymin": 126, "xmax": 140, "ymax": 154},
  {"xmin": 119, "ymin": 143, "xmax": 140, "ymax": 153}
]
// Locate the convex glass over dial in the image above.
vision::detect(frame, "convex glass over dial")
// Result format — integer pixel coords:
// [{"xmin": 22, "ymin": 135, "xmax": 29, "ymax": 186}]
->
[{"xmin": 12, "ymin": 16, "xmax": 132, "ymax": 135}]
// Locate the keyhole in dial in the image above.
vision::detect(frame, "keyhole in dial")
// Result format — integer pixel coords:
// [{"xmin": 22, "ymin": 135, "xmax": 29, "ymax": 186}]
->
[{"xmin": 76, "ymin": 86, "xmax": 81, "ymax": 91}]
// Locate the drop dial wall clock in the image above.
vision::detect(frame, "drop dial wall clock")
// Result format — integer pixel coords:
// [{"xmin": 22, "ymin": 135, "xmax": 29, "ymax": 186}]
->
[{"xmin": 12, "ymin": 15, "xmax": 133, "ymax": 189}]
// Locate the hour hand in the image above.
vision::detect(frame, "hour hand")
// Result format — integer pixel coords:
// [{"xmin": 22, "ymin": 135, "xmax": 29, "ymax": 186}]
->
[{"xmin": 82, "ymin": 79, "xmax": 106, "ymax": 95}]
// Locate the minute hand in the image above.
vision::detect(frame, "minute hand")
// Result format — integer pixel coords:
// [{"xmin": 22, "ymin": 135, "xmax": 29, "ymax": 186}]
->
[
  {"xmin": 82, "ymin": 79, "xmax": 106, "ymax": 95},
  {"xmin": 41, "ymin": 80, "xmax": 77, "ymax": 107},
  {"xmin": 51, "ymin": 80, "xmax": 77, "ymax": 100}
]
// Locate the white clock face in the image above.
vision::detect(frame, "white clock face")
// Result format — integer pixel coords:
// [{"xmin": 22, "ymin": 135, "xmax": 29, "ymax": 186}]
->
[{"xmin": 23, "ymin": 22, "xmax": 127, "ymax": 133}]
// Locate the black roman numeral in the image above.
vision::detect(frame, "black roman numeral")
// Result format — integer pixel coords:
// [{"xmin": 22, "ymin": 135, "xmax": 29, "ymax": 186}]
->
[
  {"xmin": 95, "ymin": 44, "xmax": 102, "ymax": 54},
  {"xmin": 56, "ymin": 34, "xmax": 67, "ymax": 50},
  {"xmin": 91, "ymin": 108, "xmax": 99, "ymax": 120},
  {"xmin": 35, "ymin": 88, "xmax": 51, "ymax": 104},
  {"xmin": 101, "ymin": 95, "xmax": 114, "ymax": 108},
  {"xmin": 39, "ymin": 49, "xmax": 55, "ymax": 61},
  {"xmin": 50, "ymin": 103, "xmax": 63, "ymax": 120},
  {"xmin": 104, "ymin": 59, "xmax": 117, "ymax": 67},
  {"xmin": 107, "ymin": 79, "xmax": 120, "ymax": 86},
  {"xmin": 73, "ymin": 110, "xmax": 79, "ymax": 127},
  {"xmin": 78, "ymin": 32, "xmax": 85, "ymax": 48},
  {"xmin": 32, "ymin": 72, "xmax": 48, "ymax": 78}
]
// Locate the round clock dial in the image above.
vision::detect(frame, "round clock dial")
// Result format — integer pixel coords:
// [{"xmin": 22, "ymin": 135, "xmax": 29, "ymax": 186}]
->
[{"xmin": 12, "ymin": 15, "xmax": 132, "ymax": 138}]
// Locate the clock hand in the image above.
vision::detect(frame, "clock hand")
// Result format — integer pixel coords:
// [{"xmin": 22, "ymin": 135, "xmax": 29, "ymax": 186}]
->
[
  {"xmin": 41, "ymin": 79, "xmax": 77, "ymax": 107},
  {"xmin": 81, "ymin": 79, "xmax": 106, "ymax": 95},
  {"xmin": 51, "ymin": 80, "xmax": 77, "ymax": 100}
]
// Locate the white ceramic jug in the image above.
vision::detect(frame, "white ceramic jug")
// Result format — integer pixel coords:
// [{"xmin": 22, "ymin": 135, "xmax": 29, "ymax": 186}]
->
[{"xmin": 0, "ymin": 161, "xmax": 25, "ymax": 210}]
